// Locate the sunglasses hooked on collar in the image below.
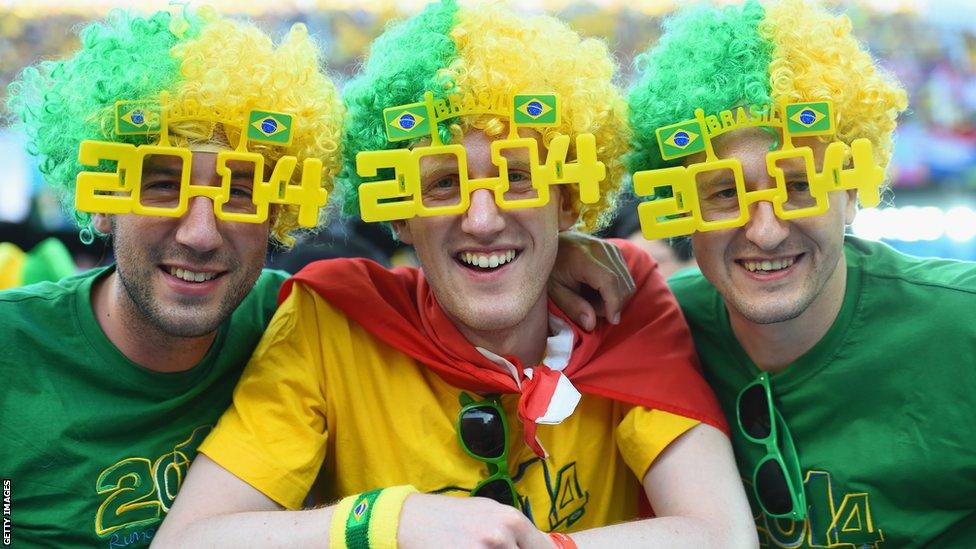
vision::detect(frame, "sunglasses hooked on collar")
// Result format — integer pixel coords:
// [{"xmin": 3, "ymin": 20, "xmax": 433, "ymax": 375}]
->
[
  {"xmin": 457, "ymin": 392, "xmax": 521, "ymax": 509},
  {"xmin": 736, "ymin": 371, "xmax": 807, "ymax": 521}
]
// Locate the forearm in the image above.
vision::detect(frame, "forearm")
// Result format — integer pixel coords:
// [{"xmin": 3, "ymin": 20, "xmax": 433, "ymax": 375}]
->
[
  {"xmin": 591, "ymin": 423, "xmax": 759, "ymax": 549},
  {"xmin": 152, "ymin": 507, "xmax": 337, "ymax": 548},
  {"xmin": 569, "ymin": 515, "xmax": 757, "ymax": 549},
  {"xmin": 155, "ymin": 492, "xmax": 555, "ymax": 549}
]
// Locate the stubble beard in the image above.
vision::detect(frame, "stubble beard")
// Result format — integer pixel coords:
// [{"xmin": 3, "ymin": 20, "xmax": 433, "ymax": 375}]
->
[
  {"xmin": 725, "ymin": 253, "xmax": 842, "ymax": 327},
  {"xmin": 729, "ymin": 290, "xmax": 812, "ymax": 325},
  {"xmin": 114, "ymin": 242, "xmax": 257, "ymax": 340}
]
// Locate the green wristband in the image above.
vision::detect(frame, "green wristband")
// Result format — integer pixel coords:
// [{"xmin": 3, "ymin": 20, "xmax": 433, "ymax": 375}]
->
[{"xmin": 345, "ymin": 488, "xmax": 383, "ymax": 549}]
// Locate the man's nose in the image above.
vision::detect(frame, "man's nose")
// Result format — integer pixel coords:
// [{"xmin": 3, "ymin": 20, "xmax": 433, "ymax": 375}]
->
[
  {"xmin": 743, "ymin": 200, "xmax": 790, "ymax": 251},
  {"xmin": 461, "ymin": 188, "xmax": 506, "ymax": 237},
  {"xmin": 174, "ymin": 196, "xmax": 223, "ymax": 253}
]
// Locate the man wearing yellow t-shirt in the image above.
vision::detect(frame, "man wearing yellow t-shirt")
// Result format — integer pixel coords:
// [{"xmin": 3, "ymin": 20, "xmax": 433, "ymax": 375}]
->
[{"xmin": 156, "ymin": 2, "xmax": 757, "ymax": 547}]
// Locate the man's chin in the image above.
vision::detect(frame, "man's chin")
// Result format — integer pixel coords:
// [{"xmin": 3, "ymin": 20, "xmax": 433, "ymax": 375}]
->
[
  {"xmin": 452, "ymin": 302, "xmax": 531, "ymax": 334},
  {"xmin": 730, "ymin": 295, "xmax": 808, "ymax": 325},
  {"xmin": 156, "ymin": 317, "xmax": 223, "ymax": 338},
  {"xmin": 437, "ymin": 280, "xmax": 545, "ymax": 335},
  {"xmin": 149, "ymin": 303, "xmax": 227, "ymax": 338}
]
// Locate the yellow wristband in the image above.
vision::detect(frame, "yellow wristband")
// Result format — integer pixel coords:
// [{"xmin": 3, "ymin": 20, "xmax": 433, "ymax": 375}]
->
[
  {"xmin": 367, "ymin": 485, "xmax": 418, "ymax": 549},
  {"xmin": 329, "ymin": 492, "xmax": 359, "ymax": 549}
]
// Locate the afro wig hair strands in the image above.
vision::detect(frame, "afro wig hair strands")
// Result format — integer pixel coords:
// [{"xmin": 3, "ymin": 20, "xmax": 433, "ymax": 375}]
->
[
  {"xmin": 627, "ymin": 0, "xmax": 908, "ymax": 176},
  {"xmin": 338, "ymin": 0, "xmax": 630, "ymax": 233},
  {"xmin": 7, "ymin": 7, "xmax": 344, "ymax": 247}
]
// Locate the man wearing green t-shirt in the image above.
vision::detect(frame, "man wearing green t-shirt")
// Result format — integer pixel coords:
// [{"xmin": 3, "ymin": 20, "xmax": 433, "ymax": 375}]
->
[
  {"xmin": 627, "ymin": 0, "xmax": 976, "ymax": 546},
  {"xmin": 0, "ymin": 9, "xmax": 345, "ymax": 547}
]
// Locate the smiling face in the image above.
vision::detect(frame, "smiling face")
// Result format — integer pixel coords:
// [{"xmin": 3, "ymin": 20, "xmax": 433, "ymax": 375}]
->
[
  {"xmin": 94, "ymin": 150, "xmax": 269, "ymax": 338},
  {"xmin": 689, "ymin": 128, "xmax": 857, "ymax": 325},
  {"xmin": 394, "ymin": 129, "xmax": 577, "ymax": 336}
]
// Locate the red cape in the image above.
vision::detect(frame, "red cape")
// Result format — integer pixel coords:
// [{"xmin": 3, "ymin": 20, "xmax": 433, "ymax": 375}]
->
[{"xmin": 281, "ymin": 239, "xmax": 727, "ymax": 455}]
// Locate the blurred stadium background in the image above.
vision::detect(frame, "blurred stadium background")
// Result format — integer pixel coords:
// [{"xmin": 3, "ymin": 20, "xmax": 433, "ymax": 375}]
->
[{"xmin": 1, "ymin": 0, "xmax": 974, "ymax": 275}]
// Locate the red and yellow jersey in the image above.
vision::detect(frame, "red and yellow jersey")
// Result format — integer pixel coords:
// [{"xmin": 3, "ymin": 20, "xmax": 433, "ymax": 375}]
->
[{"xmin": 201, "ymin": 284, "xmax": 699, "ymax": 531}]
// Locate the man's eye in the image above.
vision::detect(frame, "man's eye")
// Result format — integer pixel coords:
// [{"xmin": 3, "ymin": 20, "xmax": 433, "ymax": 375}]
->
[
  {"xmin": 709, "ymin": 187, "xmax": 737, "ymax": 200},
  {"xmin": 788, "ymin": 180, "xmax": 810, "ymax": 193},
  {"xmin": 143, "ymin": 180, "xmax": 179, "ymax": 192},
  {"xmin": 230, "ymin": 186, "xmax": 253, "ymax": 199},
  {"xmin": 426, "ymin": 176, "xmax": 458, "ymax": 192},
  {"xmin": 505, "ymin": 171, "xmax": 536, "ymax": 198}
]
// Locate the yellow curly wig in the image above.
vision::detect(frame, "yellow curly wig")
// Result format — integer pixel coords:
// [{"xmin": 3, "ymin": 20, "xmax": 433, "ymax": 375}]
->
[
  {"xmin": 628, "ymin": 0, "xmax": 908, "ymax": 175},
  {"xmin": 763, "ymin": 0, "xmax": 908, "ymax": 168}
]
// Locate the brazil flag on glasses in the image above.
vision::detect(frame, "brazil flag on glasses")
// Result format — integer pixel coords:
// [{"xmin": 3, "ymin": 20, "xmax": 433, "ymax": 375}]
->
[
  {"xmin": 656, "ymin": 119, "xmax": 706, "ymax": 160},
  {"xmin": 384, "ymin": 102, "xmax": 431, "ymax": 142}
]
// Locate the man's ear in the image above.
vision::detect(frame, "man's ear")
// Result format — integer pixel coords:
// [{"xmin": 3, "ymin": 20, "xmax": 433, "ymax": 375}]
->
[
  {"xmin": 92, "ymin": 213, "xmax": 113, "ymax": 235},
  {"xmin": 844, "ymin": 189, "xmax": 858, "ymax": 225},
  {"xmin": 557, "ymin": 188, "xmax": 580, "ymax": 231},
  {"xmin": 392, "ymin": 220, "xmax": 414, "ymax": 245}
]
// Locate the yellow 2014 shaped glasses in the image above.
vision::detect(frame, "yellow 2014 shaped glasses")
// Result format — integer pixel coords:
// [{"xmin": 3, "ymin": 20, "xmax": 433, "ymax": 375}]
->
[
  {"xmin": 356, "ymin": 91, "xmax": 606, "ymax": 222},
  {"xmin": 634, "ymin": 101, "xmax": 886, "ymax": 239},
  {"xmin": 75, "ymin": 95, "xmax": 327, "ymax": 227}
]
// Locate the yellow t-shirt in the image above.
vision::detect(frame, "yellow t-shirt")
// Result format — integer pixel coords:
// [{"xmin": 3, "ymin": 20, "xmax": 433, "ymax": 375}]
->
[{"xmin": 201, "ymin": 283, "xmax": 698, "ymax": 532}]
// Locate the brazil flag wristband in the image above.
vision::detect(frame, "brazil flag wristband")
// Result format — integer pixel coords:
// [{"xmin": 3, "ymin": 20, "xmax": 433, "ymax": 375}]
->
[{"xmin": 329, "ymin": 485, "xmax": 418, "ymax": 549}]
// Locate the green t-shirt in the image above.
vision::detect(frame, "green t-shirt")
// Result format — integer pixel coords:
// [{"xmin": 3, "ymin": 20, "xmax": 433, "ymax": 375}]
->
[
  {"xmin": 670, "ymin": 236, "xmax": 976, "ymax": 548},
  {"xmin": 0, "ymin": 266, "xmax": 286, "ymax": 548}
]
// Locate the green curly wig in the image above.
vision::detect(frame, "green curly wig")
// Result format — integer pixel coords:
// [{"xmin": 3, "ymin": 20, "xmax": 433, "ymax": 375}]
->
[
  {"xmin": 628, "ymin": 0, "xmax": 908, "ymax": 175},
  {"xmin": 338, "ymin": 0, "xmax": 630, "ymax": 233},
  {"xmin": 7, "ymin": 8, "xmax": 344, "ymax": 247}
]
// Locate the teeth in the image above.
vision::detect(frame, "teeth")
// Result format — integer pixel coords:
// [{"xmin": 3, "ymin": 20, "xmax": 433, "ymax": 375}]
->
[
  {"xmin": 743, "ymin": 257, "xmax": 795, "ymax": 273},
  {"xmin": 459, "ymin": 250, "xmax": 517, "ymax": 269},
  {"xmin": 168, "ymin": 266, "xmax": 218, "ymax": 283}
]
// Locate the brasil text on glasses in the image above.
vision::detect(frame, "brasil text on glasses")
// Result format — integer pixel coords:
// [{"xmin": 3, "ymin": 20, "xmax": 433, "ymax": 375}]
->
[
  {"xmin": 75, "ymin": 93, "xmax": 327, "ymax": 226},
  {"xmin": 633, "ymin": 100, "xmax": 886, "ymax": 239}
]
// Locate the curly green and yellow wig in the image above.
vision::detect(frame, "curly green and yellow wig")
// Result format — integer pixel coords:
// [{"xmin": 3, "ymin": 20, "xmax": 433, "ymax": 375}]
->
[
  {"xmin": 339, "ymin": 0, "xmax": 629, "ymax": 233},
  {"xmin": 628, "ymin": 0, "xmax": 908, "ymax": 175},
  {"xmin": 6, "ymin": 8, "xmax": 343, "ymax": 247}
]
